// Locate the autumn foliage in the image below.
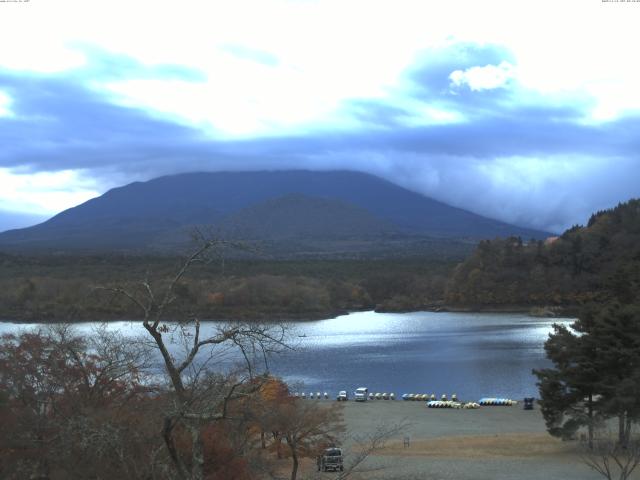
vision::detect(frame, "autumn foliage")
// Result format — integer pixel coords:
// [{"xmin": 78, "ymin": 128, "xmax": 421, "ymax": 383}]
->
[
  {"xmin": 0, "ymin": 329, "xmax": 344, "ymax": 480},
  {"xmin": 446, "ymin": 199, "xmax": 640, "ymax": 309}
]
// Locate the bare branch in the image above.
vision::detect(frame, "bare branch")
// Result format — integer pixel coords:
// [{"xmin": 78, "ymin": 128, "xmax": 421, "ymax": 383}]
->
[
  {"xmin": 336, "ymin": 421, "xmax": 411, "ymax": 480},
  {"xmin": 95, "ymin": 234, "xmax": 293, "ymax": 480},
  {"xmin": 582, "ymin": 435, "xmax": 640, "ymax": 480}
]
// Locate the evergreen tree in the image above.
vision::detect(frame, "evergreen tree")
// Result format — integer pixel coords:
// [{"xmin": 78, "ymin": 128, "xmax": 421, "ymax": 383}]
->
[
  {"xmin": 535, "ymin": 302, "xmax": 640, "ymax": 448},
  {"xmin": 581, "ymin": 303, "xmax": 640, "ymax": 446},
  {"xmin": 534, "ymin": 321, "xmax": 602, "ymax": 447}
]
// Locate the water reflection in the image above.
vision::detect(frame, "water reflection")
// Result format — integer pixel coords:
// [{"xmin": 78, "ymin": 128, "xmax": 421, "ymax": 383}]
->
[
  {"xmin": 0, "ymin": 311, "xmax": 572, "ymax": 401},
  {"xmin": 277, "ymin": 311, "xmax": 572, "ymax": 400}
]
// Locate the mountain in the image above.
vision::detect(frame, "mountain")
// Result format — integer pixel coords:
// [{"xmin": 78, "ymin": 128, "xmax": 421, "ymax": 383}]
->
[
  {"xmin": 217, "ymin": 194, "xmax": 394, "ymax": 239},
  {"xmin": 0, "ymin": 170, "xmax": 550, "ymax": 255}
]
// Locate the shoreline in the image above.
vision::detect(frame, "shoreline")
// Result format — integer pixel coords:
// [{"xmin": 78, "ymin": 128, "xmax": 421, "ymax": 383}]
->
[{"xmin": 0, "ymin": 304, "xmax": 578, "ymax": 324}]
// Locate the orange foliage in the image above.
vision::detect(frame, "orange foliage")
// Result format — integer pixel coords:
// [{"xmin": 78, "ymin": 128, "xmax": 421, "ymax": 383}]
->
[
  {"xmin": 206, "ymin": 292, "xmax": 225, "ymax": 305},
  {"xmin": 201, "ymin": 424, "xmax": 253, "ymax": 480},
  {"xmin": 258, "ymin": 376, "xmax": 291, "ymax": 403}
]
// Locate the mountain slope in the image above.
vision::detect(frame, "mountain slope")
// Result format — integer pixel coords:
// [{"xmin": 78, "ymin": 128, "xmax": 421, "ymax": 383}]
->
[
  {"xmin": 0, "ymin": 170, "xmax": 550, "ymax": 254},
  {"xmin": 218, "ymin": 194, "xmax": 394, "ymax": 239},
  {"xmin": 445, "ymin": 199, "xmax": 640, "ymax": 309}
]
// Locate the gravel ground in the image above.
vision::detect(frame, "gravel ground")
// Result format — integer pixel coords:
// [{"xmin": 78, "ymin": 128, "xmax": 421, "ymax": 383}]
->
[{"xmin": 299, "ymin": 399, "xmax": 639, "ymax": 480}]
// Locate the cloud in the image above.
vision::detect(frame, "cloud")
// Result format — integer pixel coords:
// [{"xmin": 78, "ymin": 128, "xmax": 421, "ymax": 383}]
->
[
  {"xmin": 393, "ymin": 157, "xmax": 640, "ymax": 234},
  {"xmin": 0, "ymin": 168, "xmax": 100, "ymax": 218},
  {"xmin": 0, "ymin": 68, "xmax": 205, "ymax": 172},
  {"xmin": 0, "ymin": 45, "xmax": 639, "ymax": 233},
  {"xmin": 73, "ymin": 45, "xmax": 208, "ymax": 83},
  {"xmin": 407, "ymin": 43, "xmax": 516, "ymax": 96},
  {"xmin": 220, "ymin": 44, "xmax": 280, "ymax": 67},
  {"xmin": 0, "ymin": 90, "xmax": 12, "ymax": 117},
  {"xmin": 449, "ymin": 61, "xmax": 515, "ymax": 92}
]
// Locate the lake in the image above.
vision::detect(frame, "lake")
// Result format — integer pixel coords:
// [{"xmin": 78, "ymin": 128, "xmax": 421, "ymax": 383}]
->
[{"xmin": 0, "ymin": 311, "xmax": 573, "ymax": 402}]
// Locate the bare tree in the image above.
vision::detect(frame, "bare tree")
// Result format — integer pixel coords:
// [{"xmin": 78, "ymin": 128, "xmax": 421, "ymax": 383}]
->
[
  {"xmin": 273, "ymin": 399, "xmax": 345, "ymax": 480},
  {"xmin": 334, "ymin": 421, "xmax": 410, "ymax": 480},
  {"xmin": 101, "ymin": 236, "xmax": 291, "ymax": 480},
  {"xmin": 582, "ymin": 434, "xmax": 640, "ymax": 480}
]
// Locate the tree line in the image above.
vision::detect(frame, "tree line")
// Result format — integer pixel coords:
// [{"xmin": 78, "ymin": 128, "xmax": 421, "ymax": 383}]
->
[
  {"xmin": 0, "ymin": 255, "xmax": 455, "ymax": 322},
  {"xmin": 445, "ymin": 199, "xmax": 640, "ymax": 311}
]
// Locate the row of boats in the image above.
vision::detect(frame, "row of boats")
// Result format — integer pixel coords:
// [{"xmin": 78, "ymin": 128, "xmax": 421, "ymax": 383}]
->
[
  {"xmin": 427, "ymin": 401, "xmax": 481, "ymax": 409},
  {"xmin": 402, "ymin": 393, "xmax": 458, "ymax": 401},
  {"xmin": 367, "ymin": 392, "xmax": 394, "ymax": 400},
  {"xmin": 294, "ymin": 392, "xmax": 330, "ymax": 399},
  {"xmin": 424, "ymin": 398, "xmax": 519, "ymax": 408},
  {"xmin": 478, "ymin": 397, "xmax": 519, "ymax": 406},
  {"xmin": 292, "ymin": 391, "xmax": 518, "ymax": 406}
]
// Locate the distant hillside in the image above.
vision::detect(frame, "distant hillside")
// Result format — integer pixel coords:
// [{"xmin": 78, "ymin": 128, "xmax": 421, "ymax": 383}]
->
[
  {"xmin": 221, "ymin": 194, "xmax": 394, "ymax": 239},
  {"xmin": 152, "ymin": 193, "xmax": 394, "ymax": 248},
  {"xmin": 0, "ymin": 170, "xmax": 550, "ymax": 255},
  {"xmin": 445, "ymin": 199, "xmax": 640, "ymax": 310}
]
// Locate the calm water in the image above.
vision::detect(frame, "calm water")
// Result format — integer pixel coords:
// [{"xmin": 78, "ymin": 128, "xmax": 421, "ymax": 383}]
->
[{"xmin": 0, "ymin": 311, "xmax": 572, "ymax": 402}]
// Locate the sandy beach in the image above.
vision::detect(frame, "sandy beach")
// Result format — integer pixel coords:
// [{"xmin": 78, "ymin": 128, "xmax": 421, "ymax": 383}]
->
[{"xmin": 296, "ymin": 399, "xmax": 637, "ymax": 480}]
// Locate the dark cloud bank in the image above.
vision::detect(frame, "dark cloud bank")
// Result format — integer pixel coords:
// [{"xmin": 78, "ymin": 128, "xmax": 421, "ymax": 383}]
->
[{"xmin": 1, "ymin": 45, "xmax": 639, "ymax": 233}]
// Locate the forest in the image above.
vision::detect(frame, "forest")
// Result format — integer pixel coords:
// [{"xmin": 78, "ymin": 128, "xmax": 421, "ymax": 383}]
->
[
  {"xmin": 0, "ymin": 252, "xmax": 457, "ymax": 322},
  {"xmin": 445, "ymin": 199, "xmax": 640, "ymax": 313}
]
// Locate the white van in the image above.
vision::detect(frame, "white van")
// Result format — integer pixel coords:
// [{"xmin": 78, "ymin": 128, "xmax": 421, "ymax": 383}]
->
[{"xmin": 354, "ymin": 387, "xmax": 368, "ymax": 402}]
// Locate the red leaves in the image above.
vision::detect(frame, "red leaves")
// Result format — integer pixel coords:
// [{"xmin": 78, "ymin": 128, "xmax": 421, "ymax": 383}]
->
[
  {"xmin": 0, "ymin": 329, "xmax": 159, "ymax": 479},
  {"xmin": 201, "ymin": 424, "xmax": 253, "ymax": 480}
]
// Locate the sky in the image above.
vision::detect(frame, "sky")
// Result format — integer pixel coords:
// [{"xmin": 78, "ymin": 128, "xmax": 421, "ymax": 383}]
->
[{"xmin": 1, "ymin": 0, "xmax": 639, "ymax": 234}]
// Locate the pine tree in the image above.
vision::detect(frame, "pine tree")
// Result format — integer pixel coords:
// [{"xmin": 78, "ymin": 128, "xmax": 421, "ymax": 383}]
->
[
  {"xmin": 534, "ymin": 321, "xmax": 602, "ymax": 447},
  {"xmin": 535, "ymin": 302, "xmax": 640, "ymax": 448},
  {"xmin": 580, "ymin": 303, "xmax": 640, "ymax": 446}
]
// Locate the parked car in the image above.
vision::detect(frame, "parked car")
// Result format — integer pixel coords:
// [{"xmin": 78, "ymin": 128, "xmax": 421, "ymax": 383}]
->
[
  {"xmin": 336, "ymin": 390, "xmax": 348, "ymax": 401},
  {"xmin": 354, "ymin": 387, "xmax": 368, "ymax": 402},
  {"xmin": 317, "ymin": 447, "xmax": 344, "ymax": 472}
]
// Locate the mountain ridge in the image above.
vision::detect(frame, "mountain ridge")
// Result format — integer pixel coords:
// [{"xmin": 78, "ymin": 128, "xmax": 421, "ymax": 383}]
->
[{"xmin": 0, "ymin": 170, "xmax": 551, "ymax": 255}]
